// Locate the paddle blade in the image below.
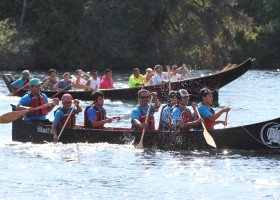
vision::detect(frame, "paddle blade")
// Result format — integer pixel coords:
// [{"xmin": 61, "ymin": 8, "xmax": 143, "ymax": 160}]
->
[
  {"xmin": 203, "ymin": 130, "xmax": 217, "ymax": 148},
  {"xmin": 135, "ymin": 142, "xmax": 143, "ymax": 149},
  {"xmin": 0, "ymin": 110, "xmax": 28, "ymax": 123}
]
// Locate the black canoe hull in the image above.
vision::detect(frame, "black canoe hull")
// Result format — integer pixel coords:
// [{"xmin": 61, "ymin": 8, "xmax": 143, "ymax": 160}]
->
[
  {"xmin": 12, "ymin": 116, "xmax": 280, "ymax": 151},
  {"xmin": 3, "ymin": 58, "xmax": 253, "ymax": 101}
]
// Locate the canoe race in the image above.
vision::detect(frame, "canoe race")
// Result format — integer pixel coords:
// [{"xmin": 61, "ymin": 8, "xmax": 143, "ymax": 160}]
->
[{"xmin": 1, "ymin": 1, "xmax": 280, "ymax": 199}]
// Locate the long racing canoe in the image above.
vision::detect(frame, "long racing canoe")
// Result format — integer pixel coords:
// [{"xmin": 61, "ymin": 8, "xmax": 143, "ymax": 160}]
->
[
  {"xmin": 3, "ymin": 58, "xmax": 253, "ymax": 102},
  {"xmin": 12, "ymin": 115, "xmax": 280, "ymax": 152}
]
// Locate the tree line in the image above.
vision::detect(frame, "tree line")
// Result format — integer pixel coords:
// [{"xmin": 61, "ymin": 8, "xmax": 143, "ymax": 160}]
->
[{"xmin": 0, "ymin": 0, "xmax": 279, "ymax": 71}]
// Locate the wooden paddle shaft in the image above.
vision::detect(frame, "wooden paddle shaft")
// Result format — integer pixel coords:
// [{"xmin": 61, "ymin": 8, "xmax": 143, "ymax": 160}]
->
[
  {"xmin": 51, "ymin": 83, "xmax": 72, "ymax": 98},
  {"xmin": 58, "ymin": 106, "xmax": 75, "ymax": 140},
  {"xmin": 135, "ymin": 97, "xmax": 153, "ymax": 149},
  {"xmin": 184, "ymin": 66, "xmax": 194, "ymax": 78}
]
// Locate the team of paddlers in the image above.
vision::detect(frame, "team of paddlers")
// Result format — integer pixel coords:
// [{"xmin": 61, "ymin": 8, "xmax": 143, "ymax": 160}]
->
[{"xmin": 9, "ymin": 66, "xmax": 230, "ymax": 142}]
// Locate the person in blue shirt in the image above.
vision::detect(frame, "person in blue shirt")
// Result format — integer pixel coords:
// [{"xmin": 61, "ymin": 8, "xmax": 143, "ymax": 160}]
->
[
  {"xmin": 51, "ymin": 93, "xmax": 82, "ymax": 142},
  {"xmin": 171, "ymin": 89, "xmax": 203, "ymax": 131},
  {"xmin": 158, "ymin": 90, "xmax": 179, "ymax": 131},
  {"xmin": 131, "ymin": 89, "xmax": 161, "ymax": 131},
  {"xmin": 11, "ymin": 70, "xmax": 31, "ymax": 93},
  {"xmin": 84, "ymin": 91, "xmax": 120, "ymax": 129},
  {"xmin": 53, "ymin": 72, "xmax": 72, "ymax": 91},
  {"xmin": 15, "ymin": 78, "xmax": 59, "ymax": 123},
  {"xmin": 197, "ymin": 87, "xmax": 230, "ymax": 130}
]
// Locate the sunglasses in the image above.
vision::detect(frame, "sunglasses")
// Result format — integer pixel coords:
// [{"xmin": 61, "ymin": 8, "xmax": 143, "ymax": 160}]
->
[{"xmin": 139, "ymin": 96, "xmax": 150, "ymax": 99}]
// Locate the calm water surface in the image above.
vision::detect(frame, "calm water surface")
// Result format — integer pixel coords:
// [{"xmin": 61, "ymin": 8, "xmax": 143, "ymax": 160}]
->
[{"xmin": 0, "ymin": 69, "xmax": 280, "ymax": 199}]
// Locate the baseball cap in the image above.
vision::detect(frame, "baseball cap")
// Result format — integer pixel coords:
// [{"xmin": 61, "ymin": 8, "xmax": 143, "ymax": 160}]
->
[
  {"xmin": 199, "ymin": 87, "xmax": 213, "ymax": 99},
  {"xmin": 22, "ymin": 70, "xmax": 30, "ymax": 75},
  {"xmin": 154, "ymin": 65, "xmax": 162, "ymax": 71},
  {"xmin": 179, "ymin": 89, "xmax": 191, "ymax": 98},
  {"xmin": 168, "ymin": 90, "xmax": 179, "ymax": 99},
  {"xmin": 29, "ymin": 78, "xmax": 42, "ymax": 86},
  {"xmin": 61, "ymin": 93, "xmax": 73, "ymax": 103},
  {"xmin": 146, "ymin": 68, "xmax": 153, "ymax": 72}
]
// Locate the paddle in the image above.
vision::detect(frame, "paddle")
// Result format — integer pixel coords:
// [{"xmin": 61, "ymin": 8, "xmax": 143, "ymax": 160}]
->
[
  {"xmin": 183, "ymin": 65, "xmax": 194, "ymax": 78},
  {"xmin": 224, "ymin": 112, "xmax": 228, "ymax": 128},
  {"xmin": 7, "ymin": 83, "xmax": 29, "ymax": 96},
  {"xmin": 194, "ymin": 106, "xmax": 217, "ymax": 148},
  {"xmin": 41, "ymin": 78, "xmax": 50, "ymax": 90},
  {"xmin": 167, "ymin": 65, "xmax": 171, "ymax": 91},
  {"xmin": 81, "ymin": 70, "xmax": 91, "ymax": 79},
  {"xmin": 72, "ymin": 83, "xmax": 94, "ymax": 90},
  {"xmin": 0, "ymin": 103, "xmax": 54, "ymax": 124},
  {"xmin": 51, "ymin": 82, "xmax": 72, "ymax": 98},
  {"xmin": 57, "ymin": 105, "xmax": 76, "ymax": 140},
  {"xmin": 135, "ymin": 97, "xmax": 153, "ymax": 149}
]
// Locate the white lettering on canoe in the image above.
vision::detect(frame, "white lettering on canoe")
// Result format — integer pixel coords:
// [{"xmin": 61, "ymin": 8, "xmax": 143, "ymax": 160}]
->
[
  {"xmin": 37, "ymin": 126, "xmax": 51, "ymax": 134},
  {"xmin": 260, "ymin": 122, "xmax": 280, "ymax": 148}
]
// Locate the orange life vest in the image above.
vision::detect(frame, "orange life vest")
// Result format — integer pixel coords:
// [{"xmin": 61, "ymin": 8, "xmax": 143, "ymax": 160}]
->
[
  {"xmin": 136, "ymin": 107, "xmax": 155, "ymax": 131},
  {"xmin": 204, "ymin": 107, "xmax": 215, "ymax": 130},
  {"xmin": 55, "ymin": 107, "xmax": 76, "ymax": 128},
  {"xmin": 84, "ymin": 105, "xmax": 106, "ymax": 129},
  {"xmin": 27, "ymin": 93, "xmax": 48, "ymax": 116},
  {"xmin": 181, "ymin": 108, "xmax": 193, "ymax": 131}
]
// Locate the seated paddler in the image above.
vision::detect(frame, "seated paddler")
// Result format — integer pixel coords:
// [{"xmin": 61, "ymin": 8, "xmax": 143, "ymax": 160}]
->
[
  {"xmin": 128, "ymin": 68, "xmax": 145, "ymax": 87},
  {"xmin": 131, "ymin": 89, "xmax": 161, "ymax": 131},
  {"xmin": 15, "ymin": 78, "xmax": 59, "ymax": 123},
  {"xmin": 51, "ymin": 93, "xmax": 82, "ymax": 143},
  {"xmin": 84, "ymin": 91, "xmax": 120, "ymax": 129}
]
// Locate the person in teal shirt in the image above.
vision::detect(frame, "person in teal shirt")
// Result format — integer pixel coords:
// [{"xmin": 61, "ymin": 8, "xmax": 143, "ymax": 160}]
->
[{"xmin": 128, "ymin": 68, "xmax": 145, "ymax": 87}]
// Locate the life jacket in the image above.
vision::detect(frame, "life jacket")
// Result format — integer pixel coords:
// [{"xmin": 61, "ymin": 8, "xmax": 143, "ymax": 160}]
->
[
  {"xmin": 181, "ymin": 107, "xmax": 193, "ymax": 131},
  {"xmin": 84, "ymin": 105, "xmax": 106, "ymax": 129},
  {"xmin": 158, "ymin": 104, "xmax": 170, "ymax": 131},
  {"xmin": 133, "ymin": 106, "xmax": 155, "ymax": 131},
  {"xmin": 54, "ymin": 107, "xmax": 76, "ymax": 128},
  {"xmin": 204, "ymin": 107, "xmax": 215, "ymax": 130},
  {"xmin": 27, "ymin": 92, "xmax": 48, "ymax": 116},
  {"xmin": 23, "ymin": 78, "xmax": 30, "ymax": 89}
]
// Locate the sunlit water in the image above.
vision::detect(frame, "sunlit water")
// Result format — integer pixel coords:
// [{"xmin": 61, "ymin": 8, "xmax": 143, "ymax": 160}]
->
[{"xmin": 0, "ymin": 69, "xmax": 280, "ymax": 199}]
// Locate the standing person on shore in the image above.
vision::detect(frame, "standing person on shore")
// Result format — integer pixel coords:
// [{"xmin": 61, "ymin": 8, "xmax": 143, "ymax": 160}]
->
[
  {"xmin": 42, "ymin": 69, "xmax": 58, "ymax": 90},
  {"xmin": 15, "ymin": 78, "xmax": 59, "ymax": 123},
  {"xmin": 197, "ymin": 87, "xmax": 230, "ymax": 130},
  {"xmin": 11, "ymin": 70, "xmax": 31, "ymax": 92},
  {"xmin": 100, "ymin": 69, "xmax": 114, "ymax": 89},
  {"xmin": 53, "ymin": 72, "xmax": 72, "ymax": 91},
  {"xmin": 131, "ymin": 89, "xmax": 161, "ymax": 131},
  {"xmin": 51, "ymin": 93, "xmax": 82, "ymax": 142},
  {"xmin": 86, "ymin": 69, "xmax": 100, "ymax": 90},
  {"xmin": 84, "ymin": 91, "xmax": 120, "ymax": 129},
  {"xmin": 128, "ymin": 68, "xmax": 145, "ymax": 87}
]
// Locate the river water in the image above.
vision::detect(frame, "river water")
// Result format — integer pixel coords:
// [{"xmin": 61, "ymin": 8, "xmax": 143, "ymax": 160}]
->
[{"xmin": 0, "ymin": 68, "xmax": 280, "ymax": 199}]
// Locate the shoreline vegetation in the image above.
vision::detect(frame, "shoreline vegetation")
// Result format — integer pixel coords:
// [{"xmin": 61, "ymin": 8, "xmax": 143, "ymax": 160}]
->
[{"xmin": 1, "ymin": 1, "xmax": 280, "ymax": 70}]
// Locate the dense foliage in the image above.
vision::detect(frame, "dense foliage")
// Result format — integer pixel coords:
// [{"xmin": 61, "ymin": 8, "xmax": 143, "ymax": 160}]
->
[{"xmin": 0, "ymin": 0, "xmax": 279, "ymax": 71}]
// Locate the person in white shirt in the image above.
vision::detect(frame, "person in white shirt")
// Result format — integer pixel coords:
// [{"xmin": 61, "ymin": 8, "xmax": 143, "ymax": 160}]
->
[
  {"xmin": 71, "ymin": 69, "xmax": 87, "ymax": 90},
  {"xmin": 86, "ymin": 69, "xmax": 100, "ymax": 90},
  {"xmin": 170, "ymin": 65, "xmax": 185, "ymax": 82},
  {"xmin": 152, "ymin": 65, "xmax": 169, "ymax": 85}
]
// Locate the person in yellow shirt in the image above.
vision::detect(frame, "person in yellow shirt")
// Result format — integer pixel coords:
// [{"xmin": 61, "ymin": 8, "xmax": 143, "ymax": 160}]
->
[{"xmin": 128, "ymin": 68, "xmax": 145, "ymax": 87}]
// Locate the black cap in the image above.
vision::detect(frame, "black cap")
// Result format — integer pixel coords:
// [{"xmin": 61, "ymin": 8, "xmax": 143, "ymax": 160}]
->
[{"xmin": 199, "ymin": 87, "xmax": 213, "ymax": 99}]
